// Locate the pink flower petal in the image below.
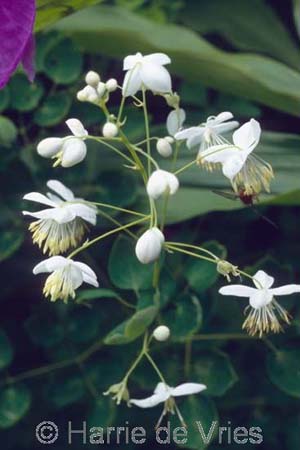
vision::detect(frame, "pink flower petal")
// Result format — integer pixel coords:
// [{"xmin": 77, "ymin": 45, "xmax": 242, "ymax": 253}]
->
[{"xmin": 0, "ymin": 0, "xmax": 36, "ymax": 89}]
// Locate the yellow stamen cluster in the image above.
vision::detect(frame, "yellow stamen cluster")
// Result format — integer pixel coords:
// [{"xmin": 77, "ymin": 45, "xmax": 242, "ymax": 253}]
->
[
  {"xmin": 232, "ymin": 155, "xmax": 274, "ymax": 195},
  {"xmin": 29, "ymin": 218, "xmax": 88, "ymax": 255},
  {"xmin": 243, "ymin": 299, "xmax": 291, "ymax": 337},
  {"xmin": 43, "ymin": 267, "xmax": 76, "ymax": 302}
]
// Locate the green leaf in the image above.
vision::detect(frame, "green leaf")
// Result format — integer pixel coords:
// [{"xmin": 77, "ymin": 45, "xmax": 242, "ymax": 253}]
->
[
  {"xmin": 163, "ymin": 294, "xmax": 202, "ymax": 341},
  {"xmin": 185, "ymin": 241, "xmax": 226, "ymax": 293},
  {"xmin": 9, "ymin": 74, "xmax": 44, "ymax": 112},
  {"xmin": 43, "ymin": 38, "xmax": 83, "ymax": 84},
  {"xmin": 76, "ymin": 288, "xmax": 121, "ymax": 303},
  {"xmin": 191, "ymin": 350, "xmax": 238, "ymax": 396},
  {"xmin": 0, "ymin": 386, "xmax": 31, "ymax": 429},
  {"xmin": 181, "ymin": 0, "xmax": 300, "ymax": 70},
  {"xmin": 0, "ymin": 117, "xmax": 17, "ymax": 147},
  {"xmin": 171, "ymin": 396, "xmax": 218, "ymax": 449},
  {"xmin": 109, "ymin": 236, "xmax": 153, "ymax": 291},
  {"xmin": 35, "ymin": 0, "xmax": 104, "ymax": 31},
  {"xmin": 0, "ymin": 88, "xmax": 10, "ymax": 112},
  {"xmin": 104, "ymin": 306, "xmax": 157, "ymax": 345},
  {"xmin": 46, "ymin": 375, "xmax": 85, "ymax": 408},
  {"xmin": 0, "ymin": 230, "xmax": 24, "ymax": 262},
  {"xmin": 266, "ymin": 349, "xmax": 300, "ymax": 398},
  {"xmin": 55, "ymin": 5, "xmax": 300, "ymax": 115},
  {"xmin": 34, "ymin": 92, "xmax": 72, "ymax": 126},
  {"xmin": 88, "ymin": 397, "xmax": 116, "ymax": 428},
  {"xmin": 0, "ymin": 329, "xmax": 13, "ymax": 370}
]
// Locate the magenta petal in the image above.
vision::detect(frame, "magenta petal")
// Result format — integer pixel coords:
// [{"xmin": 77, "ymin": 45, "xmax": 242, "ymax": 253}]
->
[{"xmin": 0, "ymin": 0, "xmax": 36, "ymax": 89}]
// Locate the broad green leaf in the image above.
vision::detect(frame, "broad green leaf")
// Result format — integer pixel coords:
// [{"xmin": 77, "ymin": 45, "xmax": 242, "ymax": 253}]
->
[
  {"xmin": 35, "ymin": 0, "xmax": 104, "ymax": 31},
  {"xmin": 181, "ymin": 0, "xmax": 300, "ymax": 70},
  {"xmin": 43, "ymin": 38, "xmax": 83, "ymax": 84},
  {"xmin": 191, "ymin": 350, "xmax": 238, "ymax": 396},
  {"xmin": 104, "ymin": 306, "xmax": 157, "ymax": 345},
  {"xmin": 171, "ymin": 396, "xmax": 218, "ymax": 449},
  {"xmin": 0, "ymin": 329, "xmax": 13, "ymax": 370},
  {"xmin": 0, "ymin": 386, "xmax": 31, "ymax": 429},
  {"xmin": 109, "ymin": 236, "xmax": 153, "ymax": 291},
  {"xmin": 9, "ymin": 74, "xmax": 44, "ymax": 112},
  {"xmin": 55, "ymin": 5, "xmax": 300, "ymax": 115},
  {"xmin": 266, "ymin": 349, "xmax": 300, "ymax": 398},
  {"xmin": 185, "ymin": 241, "xmax": 227, "ymax": 293},
  {"xmin": 34, "ymin": 92, "xmax": 72, "ymax": 126},
  {"xmin": 46, "ymin": 375, "xmax": 85, "ymax": 408},
  {"xmin": 0, "ymin": 230, "xmax": 24, "ymax": 262},
  {"xmin": 163, "ymin": 294, "xmax": 202, "ymax": 341},
  {"xmin": 0, "ymin": 117, "xmax": 17, "ymax": 147},
  {"xmin": 0, "ymin": 88, "xmax": 10, "ymax": 112}
]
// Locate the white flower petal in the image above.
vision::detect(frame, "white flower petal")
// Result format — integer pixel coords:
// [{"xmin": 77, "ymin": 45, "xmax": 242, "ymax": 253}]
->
[
  {"xmin": 37, "ymin": 137, "xmax": 63, "ymax": 158},
  {"xmin": 174, "ymin": 127, "xmax": 200, "ymax": 142},
  {"xmin": 222, "ymin": 154, "xmax": 248, "ymax": 180},
  {"xmin": 123, "ymin": 53, "xmax": 142, "ymax": 70},
  {"xmin": 130, "ymin": 392, "xmax": 169, "ymax": 408},
  {"xmin": 269, "ymin": 285, "xmax": 300, "ymax": 296},
  {"xmin": 140, "ymin": 62, "xmax": 171, "ymax": 93},
  {"xmin": 61, "ymin": 138, "xmax": 87, "ymax": 167},
  {"xmin": 135, "ymin": 227, "xmax": 164, "ymax": 264},
  {"xmin": 23, "ymin": 192, "xmax": 57, "ymax": 207},
  {"xmin": 146, "ymin": 170, "xmax": 168, "ymax": 199},
  {"xmin": 201, "ymin": 145, "xmax": 238, "ymax": 164},
  {"xmin": 143, "ymin": 53, "xmax": 171, "ymax": 66},
  {"xmin": 214, "ymin": 111, "xmax": 234, "ymax": 123},
  {"xmin": 33, "ymin": 256, "xmax": 69, "ymax": 274},
  {"xmin": 67, "ymin": 203, "xmax": 97, "ymax": 225},
  {"xmin": 66, "ymin": 118, "xmax": 88, "ymax": 137},
  {"xmin": 253, "ymin": 270, "xmax": 274, "ymax": 289},
  {"xmin": 213, "ymin": 121, "xmax": 239, "ymax": 134},
  {"xmin": 233, "ymin": 119, "xmax": 261, "ymax": 153},
  {"xmin": 219, "ymin": 285, "xmax": 256, "ymax": 297},
  {"xmin": 73, "ymin": 261, "xmax": 99, "ymax": 287},
  {"xmin": 167, "ymin": 109, "xmax": 186, "ymax": 136},
  {"xmin": 249, "ymin": 290, "xmax": 273, "ymax": 309},
  {"xmin": 24, "ymin": 206, "xmax": 75, "ymax": 224},
  {"xmin": 171, "ymin": 383, "xmax": 207, "ymax": 397},
  {"xmin": 47, "ymin": 180, "xmax": 74, "ymax": 201},
  {"xmin": 165, "ymin": 171, "xmax": 179, "ymax": 195},
  {"xmin": 154, "ymin": 382, "xmax": 170, "ymax": 396},
  {"xmin": 122, "ymin": 66, "xmax": 142, "ymax": 97}
]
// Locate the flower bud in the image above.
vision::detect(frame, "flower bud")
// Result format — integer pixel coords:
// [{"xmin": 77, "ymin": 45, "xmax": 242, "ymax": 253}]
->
[
  {"xmin": 103, "ymin": 122, "xmax": 118, "ymax": 138},
  {"xmin": 156, "ymin": 138, "xmax": 173, "ymax": 158},
  {"xmin": 103, "ymin": 381, "xmax": 130, "ymax": 405},
  {"xmin": 85, "ymin": 70, "xmax": 100, "ymax": 87},
  {"xmin": 97, "ymin": 81, "xmax": 106, "ymax": 98},
  {"xmin": 135, "ymin": 227, "xmax": 165, "ymax": 264},
  {"xmin": 147, "ymin": 169, "xmax": 179, "ymax": 200},
  {"xmin": 37, "ymin": 137, "xmax": 63, "ymax": 158},
  {"xmin": 76, "ymin": 89, "xmax": 87, "ymax": 102},
  {"xmin": 217, "ymin": 260, "xmax": 239, "ymax": 282},
  {"xmin": 106, "ymin": 78, "xmax": 118, "ymax": 92},
  {"xmin": 153, "ymin": 325, "xmax": 170, "ymax": 342}
]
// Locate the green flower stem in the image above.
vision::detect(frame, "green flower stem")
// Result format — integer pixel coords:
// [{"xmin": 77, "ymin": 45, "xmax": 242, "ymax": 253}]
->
[
  {"xmin": 171, "ymin": 140, "xmax": 181, "ymax": 171},
  {"xmin": 133, "ymin": 145, "xmax": 160, "ymax": 170},
  {"xmin": 68, "ymin": 215, "xmax": 150, "ymax": 259},
  {"xmin": 92, "ymin": 202, "xmax": 147, "ymax": 217},
  {"xmin": 165, "ymin": 241, "xmax": 219, "ymax": 260},
  {"xmin": 165, "ymin": 244, "xmax": 217, "ymax": 264},
  {"xmin": 192, "ymin": 333, "xmax": 260, "ymax": 340},
  {"xmin": 119, "ymin": 130, "xmax": 147, "ymax": 184},
  {"xmin": 144, "ymin": 352, "xmax": 167, "ymax": 384},
  {"xmin": 174, "ymin": 159, "xmax": 197, "ymax": 175},
  {"xmin": 142, "ymin": 87, "xmax": 151, "ymax": 175},
  {"xmin": 88, "ymin": 136, "xmax": 134, "ymax": 165},
  {"xmin": 134, "ymin": 137, "xmax": 159, "ymax": 146},
  {"xmin": 96, "ymin": 209, "xmax": 137, "ymax": 240},
  {"xmin": 123, "ymin": 333, "xmax": 149, "ymax": 382}
]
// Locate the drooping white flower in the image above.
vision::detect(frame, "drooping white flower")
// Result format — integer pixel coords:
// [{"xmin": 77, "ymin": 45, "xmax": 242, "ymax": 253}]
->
[
  {"xmin": 33, "ymin": 256, "xmax": 99, "ymax": 302},
  {"xmin": 23, "ymin": 180, "xmax": 97, "ymax": 255},
  {"xmin": 130, "ymin": 381, "xmax": 206, "ymax": 427},
  {"xmin": 201, "ymin": 119, "xmax": 273, "ymax": 194},
  {"xmin": 135, "ymin": 227, "xmax": 165, "ymax": 264},
  {"xmin": 175, "ymin": 111, "xmax": 238, "ymax": 159},
  {"xmin": 102, "ymin": 122, "xmax": 118, "ymax": 138},
  {"xmin": 153, "ymin": 325, "xmax": 170, "ymax": 342},
  {"xmin": 219, "ymin": 270, "xmax": 300, "ymax": 336},
  {"xmin": 156, "ymin": 138, "xmax": 173, "ymax": 158},
  {"xmin": 122, "ymin": 52, "xmax": 172, "ymax": 97},
  {"xmin": 167, "ymin": 108, "xmax": 186, "ymax": 137},
  {"xmin": 147, "ymin": 170, "xmax": 179, "ymax": 200},
  {"xmin": 37, "ymin": 119, "xmax": 88, "ymax": 168}
]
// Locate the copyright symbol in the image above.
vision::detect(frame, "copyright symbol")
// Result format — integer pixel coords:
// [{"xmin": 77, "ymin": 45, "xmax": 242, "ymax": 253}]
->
[{"xmin": 36, "ymin": 421, "xmax": 59, "ymax": 444}]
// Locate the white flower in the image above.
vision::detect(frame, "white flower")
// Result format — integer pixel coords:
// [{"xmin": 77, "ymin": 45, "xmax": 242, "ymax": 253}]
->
[
  {"xmin": 219, "ymin": 270, "xmax": 300, "ymax": 336},
  {"xmin": 122, "ymin": 52, "xmax": 172, "ymax": 97},
  {"xmin": 153, "ymin": 325, "xmax": 170, "ymax": 342},
  {"xmin": 166, "ymin": 108, "xmax": 186, "ymax": 137},
  {"xmin": 201, "ymin": 119, "xmax": 273, "ymax": 194},
  {"xmin": 147, "ymin": 170, "xmax": 179, "ymax": 200},
  {"xmin": 175, "ymin": 111, "xmax": 238, "ymax": 152},
  {"xmin": 102, "ymin": 122, "xmax": 118, "ymax": 138},
  {"xmin": 135, "ymin": 227, "xmax": 165, "ymax": 264},
  {"xmin": 130, "ymin": 381, "xmax": 206, "ymax": 427},
  {"xmin": 37, "ymin": 119, "xmax": 88, "ymax": 168},
  {"xmin": 23, "ymin": 180, "xmax": 97, "ymax": 255},
  {"xmin": 33, "ymin": 256, "xmax": 98, "ymax": 302}
]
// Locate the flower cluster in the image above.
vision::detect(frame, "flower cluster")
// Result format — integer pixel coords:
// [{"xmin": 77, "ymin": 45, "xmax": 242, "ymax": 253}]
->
[{"xmin": 23, "ymin": 51, "xmax": 300, "ymax": 427}]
